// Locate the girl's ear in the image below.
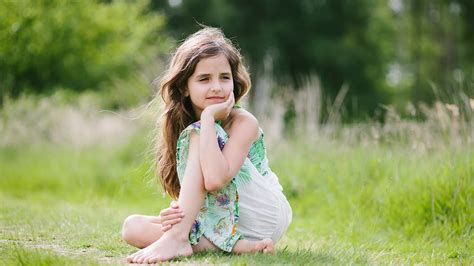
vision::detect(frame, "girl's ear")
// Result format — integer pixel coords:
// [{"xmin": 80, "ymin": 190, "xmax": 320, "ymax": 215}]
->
[{"xmin": 184, "ymin": 88, "xmax": 190, "ymax": 97}]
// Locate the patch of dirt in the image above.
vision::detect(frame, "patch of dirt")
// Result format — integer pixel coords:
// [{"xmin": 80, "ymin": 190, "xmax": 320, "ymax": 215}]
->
[{"xmin": 0, "ymin": 239, "xmax": 126, "ymax": 264}]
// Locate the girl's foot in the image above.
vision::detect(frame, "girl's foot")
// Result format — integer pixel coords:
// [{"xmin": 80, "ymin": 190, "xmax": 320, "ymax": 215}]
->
[
  {"xmin": 232, "ymin": 238, "xmax": 275, "ymax": 254},
  {"xmin": 126, "ymin": 232, "xmax": 193, "ymax": 264},
  {"xmin": 256, "ymin": 238, "xmax": 275, "ymax": 254}
]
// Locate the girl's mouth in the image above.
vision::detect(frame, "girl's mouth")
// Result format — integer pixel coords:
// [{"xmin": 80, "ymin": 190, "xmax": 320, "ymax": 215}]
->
[{"xmin": 206, "ymin": 96, "xmax": 225, "ymax": 102}]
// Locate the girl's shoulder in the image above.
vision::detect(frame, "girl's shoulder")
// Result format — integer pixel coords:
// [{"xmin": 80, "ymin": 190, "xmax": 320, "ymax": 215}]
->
[
  {"xmin": 226, "ymin": 108, "xmax": 260, "ymax": 141},
  {"xmin": 232, "ymin": 107, "xmax": 257, "ymax": 122}
]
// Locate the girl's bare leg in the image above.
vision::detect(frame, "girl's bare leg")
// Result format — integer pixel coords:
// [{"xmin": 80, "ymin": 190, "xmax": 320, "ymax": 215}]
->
[
  {"xmin": 193, "ymin": 237, "xmax": 275, "ymax": 255},
  {"xmin": 121, "ymin": 215, "xmax": 164, "ymax": 248},
  {"xmin": 122, "ymin": 217, "xmax": 274, "ymax": 253},
  {"xmin": 122, "ymin": 214, "xmax": 219, "ymax": 252},
  {"xmin": 192, "ymin": 236, "xmax": 219, "ymax": 252},
  {"xmin": 122, "ymin": 214, "xmax": 274, "ymax": 255},
  {"xmin": 127, "ymin": 132, "xmax": 208, "ymax": 264}
]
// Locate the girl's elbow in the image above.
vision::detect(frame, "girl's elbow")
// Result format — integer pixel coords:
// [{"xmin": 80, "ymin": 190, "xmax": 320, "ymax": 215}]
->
[
  {"xmin": 204, "ymin": 180, "xmax": 223, "ymax": 192},
  {"xmin": 204, "ymin": 177, "xmax": 228, "ymax": 192}
]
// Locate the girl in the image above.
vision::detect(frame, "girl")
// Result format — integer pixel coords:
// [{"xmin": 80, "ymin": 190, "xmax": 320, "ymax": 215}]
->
[{"xmin": 122, "ymin": 27, "xmax": 292, "ymax": 264}]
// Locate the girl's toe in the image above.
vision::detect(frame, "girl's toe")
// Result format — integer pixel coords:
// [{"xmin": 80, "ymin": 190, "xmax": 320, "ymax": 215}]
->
[
  {"xmin": 135, "ymin": 255, "xmax": 145, "ymax": 264},
  {"xmin": 149, "ymin": 255, "xmax": 163, "ymax": 264}
]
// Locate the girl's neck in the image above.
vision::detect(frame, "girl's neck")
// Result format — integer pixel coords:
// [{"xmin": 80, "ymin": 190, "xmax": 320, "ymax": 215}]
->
[
  {"xmin": 220, "ymin": 111, "xmax": 237, "ymax": 131},
  {"xmin": 196, "ymin": 111, "xmax": 234, "ymax": 130}
]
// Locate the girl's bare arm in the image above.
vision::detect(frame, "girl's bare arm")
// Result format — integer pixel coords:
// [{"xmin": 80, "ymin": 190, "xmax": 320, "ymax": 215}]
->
[{"xmin": 199, "ymin": 97, "xmax": 259, "ymax": 191}]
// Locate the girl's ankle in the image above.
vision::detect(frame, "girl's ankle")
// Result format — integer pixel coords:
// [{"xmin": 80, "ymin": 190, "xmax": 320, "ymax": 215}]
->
[{"xmin": 165, "ymin": 229, "xmax": 189, "ymax": 243}]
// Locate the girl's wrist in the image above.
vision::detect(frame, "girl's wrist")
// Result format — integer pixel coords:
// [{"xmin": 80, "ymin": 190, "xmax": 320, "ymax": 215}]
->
[{"xmin": 201, "ymin": 111, "xmax": 215, "ymax": 124}]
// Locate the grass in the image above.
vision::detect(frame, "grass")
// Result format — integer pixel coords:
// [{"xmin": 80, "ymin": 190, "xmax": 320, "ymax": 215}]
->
[{"xmin": 0, "ymin": 95, "xmax": 473, "ymax": 264}]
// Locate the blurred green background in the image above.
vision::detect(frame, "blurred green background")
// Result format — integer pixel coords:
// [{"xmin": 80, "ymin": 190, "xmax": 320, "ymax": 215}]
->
[
  {"xmin": 1, "ymin": 0, "xmax": 473, "ymax": 119},
  {"xmin": 0, "ymin": 0, "xmax": 473, "ymax": 264}
]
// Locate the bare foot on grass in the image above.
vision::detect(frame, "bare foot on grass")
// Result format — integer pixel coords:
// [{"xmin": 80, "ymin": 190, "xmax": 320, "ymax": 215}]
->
[
  {"xmin": 232, "ymin": 238, "xmax": 275, "ymax": 255},
  {"xmin": 126, "ymin": 232, "xmax": 192, "ymax": 264},
  {"xmin": 257, "ymin": 238, "xmax": 275, "ymax": 254}
]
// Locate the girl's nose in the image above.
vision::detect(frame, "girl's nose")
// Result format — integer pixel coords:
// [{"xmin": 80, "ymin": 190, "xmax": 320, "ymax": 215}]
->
[{"xmin": 210, "ymin": 81, "xmax": 222, "ymax": 92}]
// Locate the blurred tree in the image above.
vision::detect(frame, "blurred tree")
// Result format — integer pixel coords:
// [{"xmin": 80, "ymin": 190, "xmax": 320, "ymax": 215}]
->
[
  {"xmin": 152, "ymin": 0, "xmax": 395, "ymax": 119},
  {"xmin": 457, "ymin": 0, "xmax": 474, "ymax": 61},
  {"xmin": 397, "ymin": 0, "xmax": 473, "ymax": 103},
  {"xmin": 0, "ymin": 0, "xmax": 168, "ymax": 100}
]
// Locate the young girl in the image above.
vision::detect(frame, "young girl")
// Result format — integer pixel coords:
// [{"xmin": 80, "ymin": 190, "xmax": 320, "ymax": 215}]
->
[{"xmin": 122, "ymin": 27, "xmax": 292, "ymax": 264}]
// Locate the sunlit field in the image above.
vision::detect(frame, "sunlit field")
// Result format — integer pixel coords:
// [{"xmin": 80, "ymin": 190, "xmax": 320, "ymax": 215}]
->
[{"xmin": 1, "ymin": 93, "xmax": 472, "ymax": 265}]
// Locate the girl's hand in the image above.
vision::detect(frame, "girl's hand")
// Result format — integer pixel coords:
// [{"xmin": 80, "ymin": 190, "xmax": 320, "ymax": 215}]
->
[
  {"xmin": 159, "ymin": 201, "xmax": 184, "ymax": 232},
  {"xmin": 201, "ymin": 90, "xmax": 235, "ymax": 121}
]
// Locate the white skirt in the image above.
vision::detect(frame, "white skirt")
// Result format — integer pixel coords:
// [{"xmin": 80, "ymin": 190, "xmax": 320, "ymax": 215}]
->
[{"xmin": 236, "ymin": 167, "xmax": 292, "ymax": 243}]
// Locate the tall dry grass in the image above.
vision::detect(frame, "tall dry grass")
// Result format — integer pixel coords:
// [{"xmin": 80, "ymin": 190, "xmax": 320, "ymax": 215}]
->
[
  {"xmin": 1, "ymin": 76, "xmax": 472, "ymax": 151},
  {"xmin": 257, "ymin": 76, "xmax": 473, "ymax": 152},
  {"xmin": 0, "ymin": 92, "xmax": 153, "ymax": 148}
]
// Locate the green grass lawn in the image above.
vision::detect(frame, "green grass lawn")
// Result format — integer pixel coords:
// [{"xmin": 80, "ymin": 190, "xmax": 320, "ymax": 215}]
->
[{"xmin": 1, "ymin": 124, "xmax": 473, "ymax": 264}]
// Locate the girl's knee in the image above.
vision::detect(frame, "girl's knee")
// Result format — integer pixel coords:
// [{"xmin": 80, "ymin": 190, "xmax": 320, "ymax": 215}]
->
[
  {"xmin": 121, "ymin": 214, "xmax": 145, "ymax": 243},
  {"xmin": 122, "ymin": 214, "xmax": 164, "ymax": 248}
]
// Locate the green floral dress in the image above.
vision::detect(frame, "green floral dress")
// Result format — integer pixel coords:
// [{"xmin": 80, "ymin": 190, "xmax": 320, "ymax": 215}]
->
[{"xmin": 176, "ymin": 121, "xmax": 255, "ymax": 252}]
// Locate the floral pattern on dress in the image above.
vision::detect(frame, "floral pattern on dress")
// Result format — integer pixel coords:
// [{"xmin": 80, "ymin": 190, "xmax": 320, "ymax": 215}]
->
[{"xmin": 176, "ymin": 121, "xmax": 254, "ymax": 252}]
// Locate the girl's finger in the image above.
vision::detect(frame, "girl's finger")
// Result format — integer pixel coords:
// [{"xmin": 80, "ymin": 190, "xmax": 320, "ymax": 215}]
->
[
  {"xmin": 167, "ymin": 209, "xmax": 182, "ymax": 216},
  {"xmin": 160, "ymin": 208, "xmax": 183, "ymax": 216},
  {"xmin": 162, "ymin": 218, "xmax": 183, "ymax": 227},
  {"xmin": 229, "ymin": 93, "xmax": 235, "ymax": 108},
  {"xmin": 161, "ymin": 213, "xmax": 185, "ymax": 222},
  {"xmin": 161, "ymin": 225, "xmax": 171, "ymax": 232},
  {"xmin": 170, "ymin": 201, "xmax": 179, "ymax": 208},
  {"xmin": 168, "ymin": 217, "xmax": 183, "ymax": 225}
]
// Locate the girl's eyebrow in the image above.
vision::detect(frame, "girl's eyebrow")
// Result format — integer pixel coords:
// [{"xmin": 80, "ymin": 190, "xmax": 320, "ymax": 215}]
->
[
  {"xmin": 195, "ymin": 72, "xmax": 231, "ymax": 78},
  {"xmin": 195, "ymin": 73, "xmax": 210, "ymax": 78}
]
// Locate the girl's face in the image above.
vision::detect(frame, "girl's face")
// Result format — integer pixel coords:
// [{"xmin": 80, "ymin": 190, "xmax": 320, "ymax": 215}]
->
[{"xmin": 186, "ymin": 53, "xmax": 233, "ymax": 119}]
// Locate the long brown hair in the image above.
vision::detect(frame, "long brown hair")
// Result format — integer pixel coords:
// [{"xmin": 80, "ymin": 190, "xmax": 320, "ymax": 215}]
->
[{"xmin": 156, "ymin": 27, "xmax": 251, "ymax": 199}]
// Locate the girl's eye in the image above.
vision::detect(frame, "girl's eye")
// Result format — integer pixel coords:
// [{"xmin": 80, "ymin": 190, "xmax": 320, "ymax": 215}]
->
[
  {"xmin": 222, "ymin": 76, "xmax": 231, "ymax": 80},
  {"xmin": 199, "ymin": 77, "xmax": 208, "ymax": 81}
]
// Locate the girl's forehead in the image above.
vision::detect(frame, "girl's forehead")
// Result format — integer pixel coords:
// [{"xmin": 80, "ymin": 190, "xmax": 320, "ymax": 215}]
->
[{"xmin": 193, "ymin": 54, "xmax": 231, "ymax": 74}]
